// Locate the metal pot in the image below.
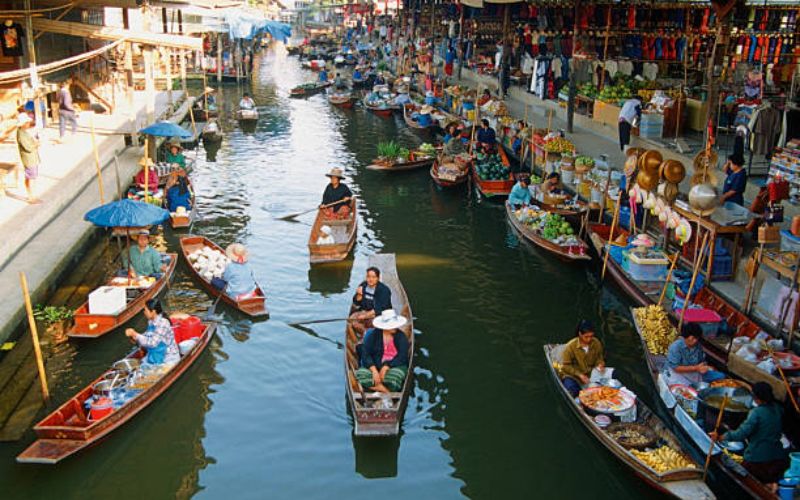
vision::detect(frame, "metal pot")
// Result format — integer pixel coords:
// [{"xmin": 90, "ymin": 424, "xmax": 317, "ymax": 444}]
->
[
  {"xmin": 688, "ymin": 183, "xmax": 719, "ymax": 216},
  {"xmin": 698, "ymin": 386, "xmax": 753, "ymax": 429},
  {"xmin": 93, "ymin": 376, "xmax": 126, "ymax": 398},
  {"xmin": 112, "ymin": 358, "xmax": 140, "ymax": 377}
]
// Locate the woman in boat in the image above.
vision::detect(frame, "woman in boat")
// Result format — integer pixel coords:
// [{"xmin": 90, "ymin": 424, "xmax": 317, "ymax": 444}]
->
[
  {"xmin": 476, "ymin": 119, "xmax": 497, "ymax": 153},
  {"xmin": 355, "ymin": 309, "xmax": 410, "ymax": 393},
  {"xmin": 559, "ymin": 320, "xmax": 605, "ymax": 397},
  {"xmin": 165, "ymin": 172, "xmax": 192, "ymax": 213},
  {"xmin": 239, "ymin": 93, "xmax": 256, "ymax": 110},
  {"xmin": 542, "ymin": 172, "xmax": 564, "ymax": 196},
  {"xmin": 477, "ymin": 88, "xmax": 492, "ymax": 107},
  {"xmin": 316, "ymin": 225, "xmax": 335, "ymax": 245},
  {"xmin": 125, "ymin": 299, "xmax": 180, "ymax": 366},
  {"xmin": 374, "ymin": 72, "xmax": 386, "ymax": 86},
  {"xmin": 321, "ymin": 168, "xmax": 353, "ymax": 219},
  {"xmin": 333, "ymin": 72, "xmax": 347, "ymax": 90},
  {"xmin": 134, "ymin": 157, "xmax": 159, "ymax": 193},
  {"xmin": 509, "ymin": 176, "xmax": 532, "ymax": 209},
  {"xmin": 720, "ymin": 153, "xmax": 747, "ymax": 207},
  {"xmin": 165, "ymin": 140, "xmax": 186, "ymax": 168},
  {"xmin": 394, "ymin": 92, "xmax": 411, "ymax": 106},
  {"xmin": 319, "ymin": 68, "xmax": 329, "ymax": 83},
  {"xmin": 710, "ymin": 382, "xmax": 788, "ymax": 488},
  {"xmin": 350, "ymin": 266, "xmax": 392, "ymax": 336},
  {"xmin": 353, "ymin": 67, "xmax": 363, "ymax": 82},
  {"xmin": 666, "ymin": 324, "xmax": 725, "ymax": 383},
  {"xmin": 122, "ymin": 230, "xmax": 167, "ymax": 279},
  {"xmin": 443, "ymin": 124, "xmax": 466, "ymax": 157},
  {"xmin": 415, "ymin": 105, "xmax": 434, "ymax": 128},
  {"xmin": 424, "ymin": 90, "xmax": 438, "ymax": 106},
  {"xmin": 221, "ymin": 243, "xmax": 258, "ymax": 300}
]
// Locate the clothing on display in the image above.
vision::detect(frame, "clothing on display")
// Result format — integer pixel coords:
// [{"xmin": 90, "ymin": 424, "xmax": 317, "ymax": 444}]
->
[
  {"xmin": 1, "ymin": 21, "xmax": 24, "ymax": 57},
  {"xmin": 749, "ymin": 103, "xmax": 782, "ymax": 156}
]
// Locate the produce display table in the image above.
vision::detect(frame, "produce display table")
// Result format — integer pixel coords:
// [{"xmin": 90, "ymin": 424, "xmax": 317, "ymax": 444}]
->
[
  {"xmin": 593, "ymin": 101, "xmax": 621, "ymax": 127},
  {"xmin": 673, "ymin": 206, "xmax": 747, "ymax": 282},
  {"xmin": 575, "ymin": 95, "xmax": 595, "ymax": 118}
]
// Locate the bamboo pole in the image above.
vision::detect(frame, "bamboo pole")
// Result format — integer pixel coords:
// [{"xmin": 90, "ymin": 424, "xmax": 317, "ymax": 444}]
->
[
  {"xmin": 89, "ymin": 113, "xmax": 105, "ymax": 204},
  {"xmin": 596, "ymin": 163, "xmax": 612, "ymax": 223},
  {"xmin": 703, "ymin": 395, "xmax": 727, "ymax": 481},
  {"xmin": 657, "ymin": 251, "xmax": 681, "ymax": 307},
  {"xmin": 547, "ymin": 109, "xmax": 553, "ymax": 133},
  {"xmin": 143, "ymin": 136, "xmax": 150, "ymax": 200},
  {"xmin": 469, "ymin": 85, "xmax": 480, "ymax": 155},
  {"xmin": 601, "ymin": 193, "xmax": 622, "ymax": 280},
  {"xmin": 113, "ymin": 155, "xmax": 122, "ymax": 200},
  {"xmin": 678, "ymin": 232, "xmax": 710, "ymax": 332},
  {"xmin": 19, "ymin": 272, "xmax": 49, "ymax": 403}
]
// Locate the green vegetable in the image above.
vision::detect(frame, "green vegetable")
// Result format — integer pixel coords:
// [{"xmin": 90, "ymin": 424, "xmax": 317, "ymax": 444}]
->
[
  {"xmin": 33, "ymin": 305, "xmax": 74, "ymax": 325},
  {"xmin": 377, "ymin": 141, "xmax": 402, "ymax": 159}
]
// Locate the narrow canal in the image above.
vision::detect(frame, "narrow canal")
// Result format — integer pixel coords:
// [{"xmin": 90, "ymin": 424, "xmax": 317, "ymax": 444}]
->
[{"xmin": 2, "ymin": 48, "xmax": 680, "ymax": 499}]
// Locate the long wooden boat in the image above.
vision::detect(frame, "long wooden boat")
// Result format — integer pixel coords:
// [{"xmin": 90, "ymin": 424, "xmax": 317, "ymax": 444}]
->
[
  {"xmin": 363, "ymin": 96, "xmax": 397, "ymax": 117},
  {"xmin": 206, "ymin": 71, "xmax": 249, "ymax": 83},
  {"xmin": 366, "ymin": 154, "xmax": 435, "ymax": 172},
  {"xmin": 179, "ymin": 236, "xmax": 268, "ymax": 318},
  {"xmin": 17, "ymin": 322, "xmax": 216, "ymax": 464},
  {"xmin": 506, "ymin": 203, "xmax": 591, "ymax": 262},
  {"xmin": 629, "ymin": 308, "xmax": 775, "ymax": 499},
  {"xmin": 544, "ymin": 343, "xmax": 715, "ymax": 499},
  {"xmin": 166, "ymin": 177, "xmax": 196, "ymax": 230},
  {"xmin": 402, "ymin": 103, "xmax": 438, "ymax": 133},
  {"xmin": 345, "ymin": 254, "xmax": 414, "ymax": 436},
  {"xmin": 236, "ymin": 109, "xmax": 259, "ymax": 122},
  {"xmin": 290, "ymin": 81, "xmax": 332, "ymax": 97},
  {"xmin": 430, "ymin": 155, "xmax": 469, "ymax": 188},
  {"xmin": 471, "ymin": 147, "xmax": 514, "ymax": 198},
  {"xmin": 329, "ymin": 92, "xmax": 355, "ymax": 109},
  {"xmin": 202, "ymin": 127, "xmax": 223, "ymax": 144},
  {"xmin": 67, "ymin": 254, "xmax": 177, "ymax": 339},
  {"xmin": 307, "ymin": 199, "xmax": 357, "ymax": 264}
]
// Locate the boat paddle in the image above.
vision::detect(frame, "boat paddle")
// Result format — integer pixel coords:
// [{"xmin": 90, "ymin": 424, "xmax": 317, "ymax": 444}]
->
[
  {"xmin": 289, "ymin": 315, "xmax": 417, "ymax": 327},
  {"xmin": 204, "ymin": 283, "xmax": 228, "ymax": 322},
  {"xmin": 277, "ymin": 198, "xmax": 351, "ymax": 222},
  {"xmin": 703, "ymin": 395, "xmax": 728, "ymax": 481}
]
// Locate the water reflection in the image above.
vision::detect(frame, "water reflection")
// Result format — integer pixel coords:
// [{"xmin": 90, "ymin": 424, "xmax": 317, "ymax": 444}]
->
[
  {"xmin": 308, "ymin": 258, "xmax": 354, "ymax": 296},
  {"xmin": 352, "ymin": 434, "xmax": 400, "ymax": 479}
]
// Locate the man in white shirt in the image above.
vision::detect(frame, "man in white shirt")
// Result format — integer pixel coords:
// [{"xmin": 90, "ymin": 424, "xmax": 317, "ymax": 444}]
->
[{"xmin": 618, "ymin": 97, "xmax": 642, "ymax": 152}]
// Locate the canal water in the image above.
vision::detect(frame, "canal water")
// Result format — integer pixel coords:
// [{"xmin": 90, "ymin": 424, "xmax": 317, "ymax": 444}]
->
[{"xmin": 2, "ymin": 48, "xmax": 695, "ymax": 499}]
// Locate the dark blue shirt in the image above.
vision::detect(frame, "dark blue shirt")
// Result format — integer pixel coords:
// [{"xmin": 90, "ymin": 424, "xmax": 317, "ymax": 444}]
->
[
  {"xmin": 723, "ymin": 168, "xmax": 747, "ymax": 206},
  {"xmin": 360, "ymin": 329, "xmax": 409, "ymax": 369},
  {"xmin": 477, "ymin": 127, "xmax": 496, "ymax": 145},
  {"xmin": 353, "ymin": 280, "xmax": 392, "ymax": 315}
]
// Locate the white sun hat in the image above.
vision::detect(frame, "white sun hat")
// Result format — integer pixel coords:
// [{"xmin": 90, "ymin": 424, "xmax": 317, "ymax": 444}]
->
[
  {"xmin": 372, "ymin": 309, "xmax": 407, "ymax": 330},
  {"xmin": 320, "ymin": 225, "xmax": 332, "ymax": 235}
]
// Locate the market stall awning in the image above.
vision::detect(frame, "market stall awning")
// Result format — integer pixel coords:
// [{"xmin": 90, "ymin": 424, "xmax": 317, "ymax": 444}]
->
[
  {"xmin": 223, "ymin": 10, "xmax": 291, "ymax": 41},
  {"xmin": 31, "ymin": 18, "xmax": 203, "ymax": 51}
]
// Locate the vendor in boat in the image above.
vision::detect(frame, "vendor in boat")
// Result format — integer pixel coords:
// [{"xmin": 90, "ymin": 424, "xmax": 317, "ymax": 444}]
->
[
  {"xmin": 350, "ymin": 266, "xmax": 393, "ymax": 336},
  {"xmin": 316, "ymin": 225, "xmax": 336, "ymax": 245},
  {"xmin": 134, "ymin": 157, "xmax": 159, "ymax": 193},
  {"xmin": 353, "ymin": 67, "xmax": 363, "ymax": 81},
  {"xmin": 542, "ymin": 172, "xmax": 564, "ymax": 196},
  {"xmin": 476, "ymin": 119, "xmax": 497, "ymax": 153},
  {"xmin": 374, "ymin": 72, "xmax": 386, "ymax": 86},
  {"xmin": 509, "ymin": 176, "xmax": 532, "ymax": 209},
  {"xmin": 394, "ymin": 92, "xmax": 411, "ymax": 106},
  {"xmin": 220, "ymin": 243, "xmax": 258, "ymax": 300},
  {"xmin": 424, "ymin": 90, "xmax": 438, "ymax": 106},
  {"xmin": 122, "ymin": 230, "xmax": 167, "ymax": 279},
  {"xmin": 721, "ymin": 153, "xmax": 747, "ymax": 207},
  {"xmin": 125, "ymin": 299, "xmax": 180, "ymax": 366},
  {"xmin": 559, "ymin": 320, "xmax": 605, "ymax": 397},
  {"xmin": 334, "ymin": 72, "xmax": 347, "ymax": 90},
  {"xmin": 666, "ymin": 324, "xmax": 725, "ymax": 383},
  {"xmin": 239, "ymin": 93, "xmax": 256, "ymax": 110},
  {"xmin": 477, "ymin": 88, "xmax": 492, "ymax": 107},
  {"xmin": 415, "ymin": 105, "xmax": 434, "ymax": 128},
  {"xmin": 443, "ymin": 124, "xmax": 466, "ymax": 157},
  {"xmin": 355, "ymin": 309, "xmax": 410, "ymax": 393},
  {"xmin": 165, "ymin": 140, "xmax": 186, "ymax": 168},
  {"xmin": 709, "ymin": 382, "xmax": 788, "ymax": 487},
  {"xmin": 321, "ymin": 167, "xmax": 353, "ymax": 219},
  {"xmin": 319, "ymin": 68, "xmax": 329, "ymax": 83},
  {"xmin": 165, "ymin": 172, "xmax": 192, "ymax": 212}
]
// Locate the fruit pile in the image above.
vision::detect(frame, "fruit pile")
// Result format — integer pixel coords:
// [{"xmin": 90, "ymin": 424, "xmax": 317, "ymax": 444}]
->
[
  {"xmin": 578, "ymin": 82, "xmax": 598, "ymax": 98},
  {"xmin": 418, "ymin": 143, "xmax": 436, "ymax": 156},
  {"xmin": 541, "ymin": 213, "xmax": 574, "ymax": 240},
  {"xmin": 575, "ymin": 155, "xmax": 595, "ymax": 169},
  {"xmin": 475, "ymin": 153, "xmax": 510, "ymax": 181},
  {"xmin": 597, "ymin": 78, "xmax": 638, "ymax": 103},
  {"xmin": 631, "ymin": 446, "xmax": 696, "ymax": 473},
  {"xmin": 633, "ymin": 305, "xmax": 677, "ymax": 355},
  {"xmin": 543, "ymin": 137, "xmax": 575, "ymax": 154}
]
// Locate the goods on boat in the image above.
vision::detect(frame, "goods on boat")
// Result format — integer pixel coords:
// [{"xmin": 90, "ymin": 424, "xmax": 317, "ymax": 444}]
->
[
  {"xmin": 606, "ymin": 423, "xmax": 657, "ymax": 449},
  {"xmin": 630, "ymin": 446, "xmax": 697, "ymax": 474},
  {"xmin": 179, "ymin": 236, "xmax": 268, "ymax": 318},
  {"xmin": 515, "ymin": 209, "xmax": 578, "ymax": 241},
  {"xmin": 187, "ymin": 246, "xmax": 229, "ymax": 282},
  {"xmin": 345, "ymin": 254, "xmax": 414, "ymax": 436},
  {"xmin": 307, "ymin": 199, "xmax": 357, "ymax": 264},
  {"xmin": 543, "ymin": 137, "xmax": 574, "ymax": 154},
  {"xmin": 17, "ymin": 322, "xmax": 215, "ymax": 464},
  {"xmin": 418, "ymin": 143, "xmax": 436, "ymax": 156},
  {"xmin": 475, "ymin": 152, "xmax": 510, "ymax": 181},
  {"xmin": 579, "ymin": 386, "xmax": 635, "ymax": 413},
  {"xmin": 632, "ymin": 305, "xmax": 677, "ymax": 355},
  {"xmin": 574, "ymin": 155, "xmax": 595, "ymax": 169},
  {"xmin": 508, "ymin": 205, "xmax": 590, "ymax": 261},
  {"xmin": 237, "ymin": 109, "xmax": 259, "ymax": 121}
]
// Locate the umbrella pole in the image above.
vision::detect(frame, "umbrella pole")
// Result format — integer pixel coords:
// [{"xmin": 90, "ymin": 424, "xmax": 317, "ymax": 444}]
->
[{"xmin": 144, "ymin": 136, "xmax": 150, "ymax": 201}]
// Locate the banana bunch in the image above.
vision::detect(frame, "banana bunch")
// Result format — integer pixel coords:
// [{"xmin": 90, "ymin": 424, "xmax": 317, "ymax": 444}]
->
[
  {"xmin": 631, "ymin": 446, "xmax": 696, "ymax": 473},
  {"xmin": 633, "ymin": 305, "xmax": 677, "ymax": 355},
  {"xmin": 723, "ymin": 448, "xmax": 744, "ymax": 464}
]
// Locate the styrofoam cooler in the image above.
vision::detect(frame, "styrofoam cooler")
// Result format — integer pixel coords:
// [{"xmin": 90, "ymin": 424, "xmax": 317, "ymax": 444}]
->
[
  {"xmin": 88, "ymin": 286, "xmax": 127, "ymax": 315},
  {"xmin": 639, "ymin": 112, "xmax": 664, "ymax": 139}
]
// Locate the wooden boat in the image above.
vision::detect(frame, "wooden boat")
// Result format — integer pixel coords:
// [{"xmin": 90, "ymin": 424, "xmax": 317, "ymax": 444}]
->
[
  {"xmin": 206, "ymin": 71, "xmax": 249, "ymax": 83},
  {"xmin": 544, "ymin": 343, "xmax": 715, "ymax": 499},
  {"xmin": 506, "ymin": 203, "xmax": 591, "ymax": 262},
  {"xmin": 629, "ymin": 308, "xmax": 775, "ymax": 499},
  {"xmin": 236, "ymin": 109, "xmax": 259, "ymax": 122},
  {"xmin": 402, "ymin": 103, "xmax": 438, "ymax": 133},
  {"xmin": 201, "ymin": 123, "xmax": 223, "ymax": 144},
  {"xmin": 179, "ymin": 236, "xmax": 269, "ymax": 318},
  {"xmin": 290, "ymin": 81, "xmax": 332, "ymax": 97},
  {"xmin": 430, "ymin": 155, "xmax": 470, "ymax": 188},
  {"xmin": 351, "ymin": 75, "xmax": 372, "ymax": 89},
  {"xmin": 362, "ymin": 96, "xmax": 396, "ymax": 117},
  {"xmin": 345, "ymin": 253, "xmax": 414, "ymax": 436},
  {"xmin": 17, "ymin": 322, "xmax": 216, "ymax": 464},
  {"xmin": 471, "ymin": 148, "xmax": 514, "ymax": 198},
  {"xmin": 366, "ymin": 152, "xmax": 435, "ymax": 172},
  {"xmin": 328, "ymin": 92, "xmax": 355, "ymax": 109},
  {"xmin": 67, "ymin": 255, "xmax": 177, "ymax": 339},
  {"xmin": 307, "ymin": 199, "xmax": 357, "ymax": 264},
  {"xmin": 586, "ymin": 222, "xmax": 656, "ymax": 306},
  {"xmin": 166, "ymin": 177, "xmax": 195, "ymax": 230}
]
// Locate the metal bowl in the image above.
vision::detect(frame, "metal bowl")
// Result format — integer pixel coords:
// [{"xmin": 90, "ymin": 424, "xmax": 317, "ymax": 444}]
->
[
  {"xmin": 112, "ymin": 358, "xmax": 140, "ymax": 376},
  {"xmin": 698, "ymin": 386, "xmax": 754, "ymax": 414},
  {"xmin": 93, "ymin": 378, "xmax": 126, "ymax": 398},
  {"xmin": 688, "ymin": 183, "xmax": 719, "ymax": 216}
]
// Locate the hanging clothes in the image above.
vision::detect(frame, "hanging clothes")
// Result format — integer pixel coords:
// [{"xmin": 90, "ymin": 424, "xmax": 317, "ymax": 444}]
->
[
  {"xmin": 1, "ymin": 22, "xmax": 25, "ymax": 57},
  {"xmin": 749, "ymin": 104, "xmax": 782, "ymax": 156}
]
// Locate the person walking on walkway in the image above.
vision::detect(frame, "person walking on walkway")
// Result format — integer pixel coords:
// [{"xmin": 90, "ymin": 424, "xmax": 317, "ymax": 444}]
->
[
  {"xmin": 16, "ymin": 113, "xmax": 41, "ymax": 204},
  {"xmin": 56, "ymin": 80, "xmax": 78, "ymax": 142},
  {"xmin": 618, "ymin": 96, "xmax": 642, "ymax": 152}
]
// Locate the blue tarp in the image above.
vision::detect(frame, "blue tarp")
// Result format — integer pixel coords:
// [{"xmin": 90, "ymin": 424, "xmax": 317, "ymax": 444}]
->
[
  {"xmin": 224, "ymin": 11, "xmax": 291, "ymax": 42},
  {"xmin": 85, "ymin": 199, "xmax": 170, "ymax": 228},
  {"xmin": 139, "ymin": 121, "xmax": 192, "ymax": 139}
]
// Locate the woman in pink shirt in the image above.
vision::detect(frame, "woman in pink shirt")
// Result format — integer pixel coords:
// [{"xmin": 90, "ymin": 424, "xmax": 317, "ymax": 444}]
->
[{"xmin": 355, "ymin": 309, "xmax": 410, "ymax": 393}]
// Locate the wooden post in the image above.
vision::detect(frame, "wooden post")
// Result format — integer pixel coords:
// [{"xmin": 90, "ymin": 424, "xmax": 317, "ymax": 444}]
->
[
  {"xmin": 19, "ymin": 272, "xmax": 49, "ymax": 403},
  {"xmin": 143, "ymin": 46, "xmax": 156, "ymax": 124},
  {"xmin": 166, "ymin": 48, "xmax": 173, "ymax": 105},
  {"xmin": 180, "ymin": 49, "xmax": 188, "ymax": 97},
  {"xmin": 657, "ymin": 252, "xmax": 681, "ymax": 307},
  {"xmin": 113, "ymin": 155, "xmax": 122, "ymax": 200},
  {"xmin": 24, "ymin": 0, "xmax": 42, "ymax": 130},
  {"xmin": 566, "ymin": 0, "xmax": 580, "ymax": 133},
  {"xmin": 678, "ymin": 233, "xmax": 710, "ymax": 332},
  {"xmin": 89, "ymin": 113, "xmax": 105, "ymax": 204},
  {"xmin": 216, "ymin": 33, "xmax": 223, "ymax": 84},
  {"xmin": 162, "ymin": 7, "xmax": 168, "ymax": 33},
  {"xmin": 703, "ymin": 395, "xmax": 727, "ymax": 481},
  {"xmin": 601, "ymin": 193, "xmax": 622, "ymax": 279},
  {"xmin": 143, "ymin": 136, "xmax": 150, "ymax": 200}
]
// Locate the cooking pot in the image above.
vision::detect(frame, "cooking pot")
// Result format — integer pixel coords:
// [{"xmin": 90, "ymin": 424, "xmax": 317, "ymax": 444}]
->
[
  {"xmin": 688, "ymin": 183, "xmax": 719, "ymax": 216},
  {"xmin": 112, "ymin": 358, "xmax": 140, "ymax": 377},
  {"xmin": 698, "ymin": 386, "xmax": 753, "ymax": 429},
  {"xmin": 93, "ymin": 376, "xmax": 126, "ymax": 398}
]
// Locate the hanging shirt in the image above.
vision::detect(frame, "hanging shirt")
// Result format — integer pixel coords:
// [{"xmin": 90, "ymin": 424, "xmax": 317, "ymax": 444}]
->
[{"xmin": 1, "ymin": 23, "xmax": 24, "ymax": 57}]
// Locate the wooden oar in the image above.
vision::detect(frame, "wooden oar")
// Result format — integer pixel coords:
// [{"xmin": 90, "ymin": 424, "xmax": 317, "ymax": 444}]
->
[
  {"xmin": 601, "ymin": 193, "xmax": 622, "ymax": 280},
  {"xmin": 277, "ymin": 199, "xmax": 350, "ymax": 222},
  {"xmin": 657, "ymin": 251, "xmax": 681, "ymax": 307},
  {"xmin": 678, "ymin": 233, "xmax": 710, "ymax": 332},
  {"xmin": 290, "ymin": 315, "xmax": 417, "ymax": 327},
  {"xmin": 768, "ymin": 345, "xmax": 800, "ymax": 414},
  {"xmin": 204, "ymin": 283, "xmax": 227, "ymax": 322},
  {"xmin": 703, "ymin": 395, "xmax": 728, "ymax": 482}
]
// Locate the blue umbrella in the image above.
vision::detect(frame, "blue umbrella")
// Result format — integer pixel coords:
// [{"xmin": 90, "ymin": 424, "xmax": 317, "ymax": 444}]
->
[
  {"xmin": 84, "ymin": 199, "xmax": 169, "ymax": 228},
  {"xmin": 139, "ymin": 121, "xmax": 192, "ymax": 139}
]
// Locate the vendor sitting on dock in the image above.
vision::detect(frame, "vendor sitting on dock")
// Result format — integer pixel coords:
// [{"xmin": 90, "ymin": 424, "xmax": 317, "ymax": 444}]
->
[
  {"xmin": 165, "ymin": 173, "xmax": 192, "ymax": 212},
  {"xmin": 721, "ymin": 153, "xmax": 747, "ymax": 207},
  {"xmin": 666, "ymin": 324, "xmax": 724, "ymax": 383},
  {"xmin": 350, "ymin": 266, "xmax": 392, "ymax": 336},
  {"xmin": 165, "ymin": 140, "xmax": 186, "ymax": 168},
  {"xmin": 122, "ymin": 231, "xmax": 167, "ymax": 279},
  {"xmin": 221, "ymin": 243, "xmax": 258, "ymax": 300},
  {"xmin": 476, "ymin": 119, "xmax": 497, "ymax": 153},
  {"xmin": 709, "ymin": 382, "xmax": 788, "ymax": 487},
  {"xmin": 321, "ymin": 168, "xmax": 353, "ymax": 219},
  {"xmin": 509, "ymin": 177, "xmax": 532, "ymax": 209},
  {"xmin": 239, "ymin": 93, "xmax": 256, "ymax": 110},
  {"xmin": 134, "ymin": 158, "xmax": 159, "ymax": 193},
  {"xmin": 559, "ymin": 320, "xmax": 605, "ymax": 397},
  {"xmin": 125, "ymin": 299, "xmax": 180, "ymax": 366},
  {"xmin": 355, "ymin": 309, "xmax": 409, "ymax": 393}
]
